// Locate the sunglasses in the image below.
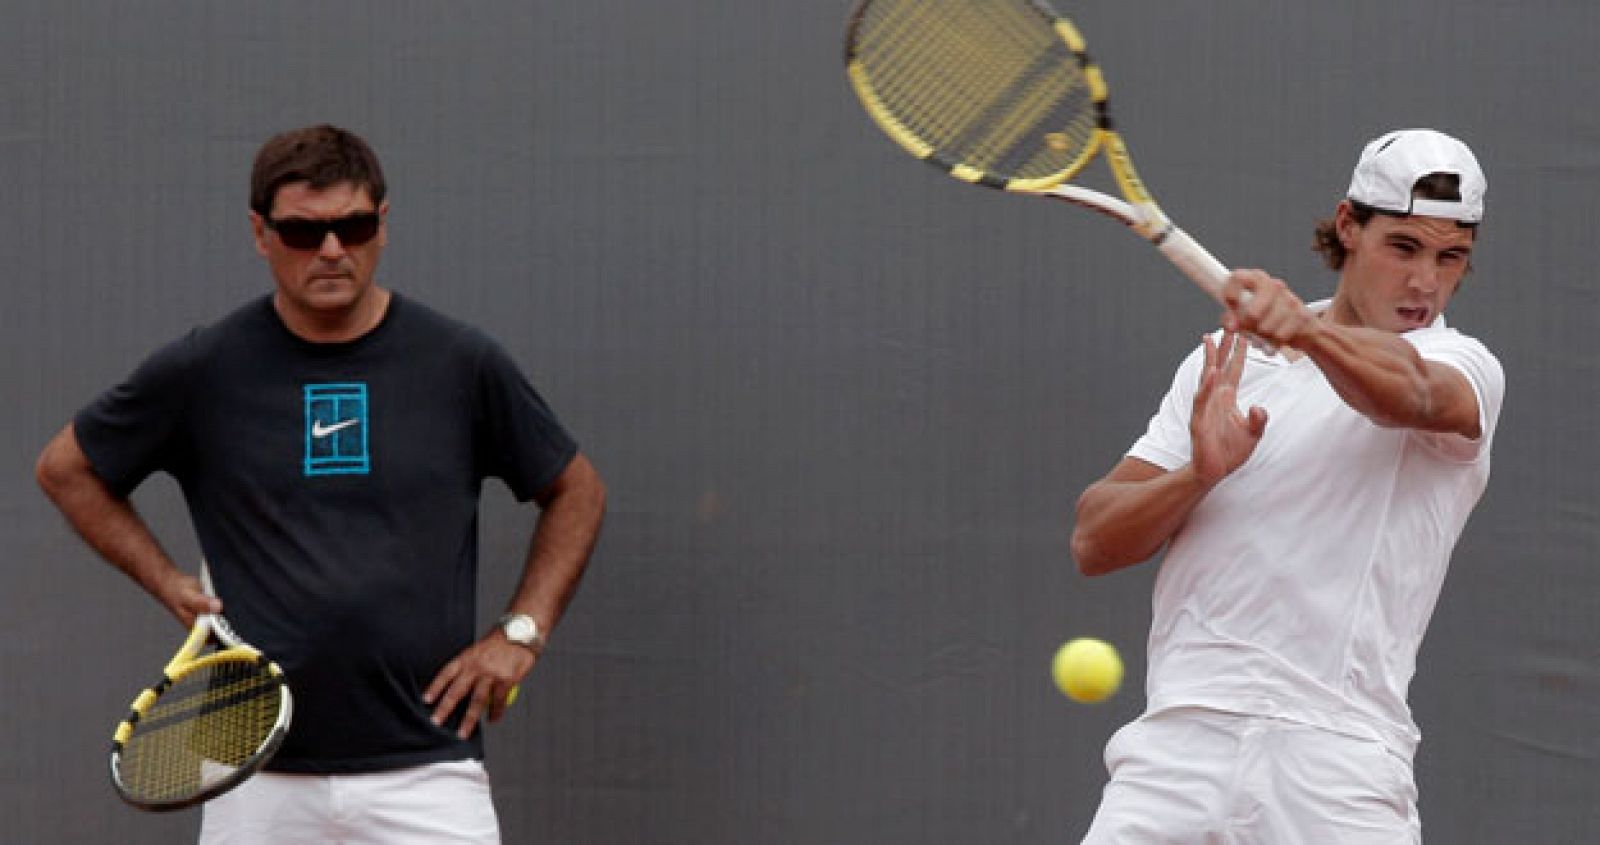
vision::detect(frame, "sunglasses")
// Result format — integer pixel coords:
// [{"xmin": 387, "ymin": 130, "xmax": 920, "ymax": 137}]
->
[{"xmin": 263, "ymin": 211, "xmax": 382, "ymax": 250}]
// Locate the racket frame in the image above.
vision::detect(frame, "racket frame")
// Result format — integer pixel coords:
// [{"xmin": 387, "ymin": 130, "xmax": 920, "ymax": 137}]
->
[
  {"xmin": 109, "ymin": 566, "xmax": 293, "ymax": 811},
  {"xmin": 844, "ymin": 0, "xmax": 1230, "ymax": 303}
]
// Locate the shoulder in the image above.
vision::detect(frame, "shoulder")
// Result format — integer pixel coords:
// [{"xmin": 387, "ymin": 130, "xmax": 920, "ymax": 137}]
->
[
  {"xmin": 1404, "ymin": 324, "xmax": 1505, "ymax": 457},
  {"xmin": 133, "ymin": 300, "xmax": 264, "ymax": 378},
  {"xmin": 1403, "ymin": 323, "xmax": 1495, "ymax": 358},
  {"xmin": 1403, "ymin": 325, "xmax": 1504, "ymax": 396},
  {"xmin": 137, "ymin": 296, "xmax": 285, "ymax": 380},
  {"xmin": 386, "ymin": 292, "xmax": 496, "ymax": 352},
  {"xmin": 384, "ymin": 294, "xmax": 530, "ymax": 388},
  {"xmin": 170, "ymin": 295, "xmax": 276, "ymax": 354}
]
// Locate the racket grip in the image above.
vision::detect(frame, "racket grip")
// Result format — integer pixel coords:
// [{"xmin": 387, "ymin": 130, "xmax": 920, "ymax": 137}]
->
[
  {"xmin": 1156, "ymin": 227, "xmax": 1229, "ymax": 305},
  {"xmin": 1158, "ymin": 228, "xmax": 1277, "ymax": 353}
]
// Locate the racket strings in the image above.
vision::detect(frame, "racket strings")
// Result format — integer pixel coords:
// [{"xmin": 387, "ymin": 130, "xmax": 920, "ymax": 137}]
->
[
  {"xmin": 851, "ymin": 0, "xmax": 1099, "ymax": 183},
  {"xmin": 116, "ymin": 659, "xmax": 283, "ymax": 803},
  {"xmin": 864, "ymin": 3, "xmax": 1014, "ymax": 148}
]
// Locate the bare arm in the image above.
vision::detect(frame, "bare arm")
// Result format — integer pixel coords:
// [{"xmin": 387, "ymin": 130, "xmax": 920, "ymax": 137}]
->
[
  {"xmin": 1071, "ymin": 457, "xmax": 1208, "ymax": 576},
  {"xmin": 502, "ymin": 452, "xmax": 608, "ymax": 635},
  {"xmin": 425, "ymin": 452, "xmax": 607, "ymax": 737},
  {"xmin": 1071, "ymin": 331, "xmax": 1268, "ymax": 576},
  {"xmin": 34, "ymin": 424, "xmax": 218, "ymax": 625},
  {"xmin": 1299, "ymin": 324, "xmax": 1480, "ymax": 437},
  {"xmin": 1223, "ymin": 271, "xmax": 1481, "ymax": 437}
]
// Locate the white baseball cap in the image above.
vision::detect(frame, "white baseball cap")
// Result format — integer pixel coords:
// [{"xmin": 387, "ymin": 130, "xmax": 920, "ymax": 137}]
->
[{"xmin": 1346, "ymin": 128, "xmax": 1486, "ymax": 223}]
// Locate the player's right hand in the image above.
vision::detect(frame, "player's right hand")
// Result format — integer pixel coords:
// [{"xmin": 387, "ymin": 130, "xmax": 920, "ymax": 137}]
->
[
  {"xmin": 1221, "ymin": 269, "xmax": 1318, "ymax": 350},
  {"xmin": 156, "ymin": 569, "xmax": 221, "ymax": 627}
]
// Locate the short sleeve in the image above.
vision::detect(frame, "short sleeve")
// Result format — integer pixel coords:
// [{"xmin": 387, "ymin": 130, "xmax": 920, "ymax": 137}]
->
[
  {"xmin": 72, "ymin": 330, "xmax": 200, "ymax": 496},
  {"xmin": 1127, "ymin": 345, "xmax": 1207, "ymax": 471},
  {"xmin": 1404, "ymin": 327, "xmax": 1504, "ymax": 463},
  {"xmin": 472, "ymin": 338, "xmax": 579, "ymax": 501}
]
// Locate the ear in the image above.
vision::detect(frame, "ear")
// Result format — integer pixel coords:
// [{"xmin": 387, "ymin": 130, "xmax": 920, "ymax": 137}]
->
[
  {"xmin": 249, "ymin": 211, "xmax": 270, "ymax": 257},
  {"xmin": 1334, "ymin": 200, "xmax": 1361, "ymax": 250},
  {"xmin": 378, "ymin": 200, "xmax": 390, "ymax": 248}
]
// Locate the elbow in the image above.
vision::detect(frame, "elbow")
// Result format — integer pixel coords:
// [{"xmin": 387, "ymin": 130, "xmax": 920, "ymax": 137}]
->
[
  {"xmin": 1071, "ymin": 521, "xmax": 1158, "ymax": 576},
  {"xmin": 570, "ymin": 455, "xmax": 608, "ymax": 520},
  {"xmin": 36, "ymin": 425, "xmax": 119, "ymax": 511},
  {"xmin": 34, "ymin": 449, "xmax": 54, "ymax": 494},
  {"xmin": 541, "ymin": 453, "xmax": 609, "ymax": 516},
  {"xmin": 1070, "ymin": 527, "xmax": 1119, "ymax": 577},
  {"xmin": 34, "ymin": 438, "xmax": 77, "ymax": 503},
  {"xmin": 578, "ymin": 455, "xmax": 607, "ymax": 512},
  {"xmin": 589, "ymin": 475, "xmax": 609, "ymax": 520}
]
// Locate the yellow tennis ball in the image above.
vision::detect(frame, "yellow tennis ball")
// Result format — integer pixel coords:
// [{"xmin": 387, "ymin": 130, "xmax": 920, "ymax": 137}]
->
[{"xmin": 1052, "ymin": 638, "xmax": 1123, "ymax": 703}]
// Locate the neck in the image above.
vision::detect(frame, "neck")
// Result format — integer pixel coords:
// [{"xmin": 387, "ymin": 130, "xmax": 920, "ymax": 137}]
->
[
  {"xmin": 274, "ymin": 287, "xmax": 392, "ymax": 343},
  {"xmin": 1323, "ymin": 289, "xmax": 1363, "ymax": 329}
]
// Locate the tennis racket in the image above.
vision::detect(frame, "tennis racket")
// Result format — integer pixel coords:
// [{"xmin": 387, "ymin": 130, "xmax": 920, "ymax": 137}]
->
[
  {"xmin": 844, "ymin": 0, "xmax": 1231, "ymax": 305},
  {"xmin": 110, "ymin": 561, "xmax": 293, "ymax": 811}
]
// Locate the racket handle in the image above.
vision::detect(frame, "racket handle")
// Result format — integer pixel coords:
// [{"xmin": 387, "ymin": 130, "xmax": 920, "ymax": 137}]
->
[
  {"xmin": 1158, "ymin": 228, "xmax": 1277, "ymax": 353},
  {"xmin": 1156, "ymin": 226, "xmax": 1229, "ymax": 304}
]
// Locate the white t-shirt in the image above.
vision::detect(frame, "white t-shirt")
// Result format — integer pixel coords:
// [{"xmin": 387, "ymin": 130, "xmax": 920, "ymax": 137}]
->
[{"xmin": 1127, "ymin": 307, "xmax": 1504, "ymax": 759}]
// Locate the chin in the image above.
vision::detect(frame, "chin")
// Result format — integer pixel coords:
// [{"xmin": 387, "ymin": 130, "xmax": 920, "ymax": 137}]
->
[{"xmin": 302, "ymin": 282, "xmax": 366, "ymax": 308}]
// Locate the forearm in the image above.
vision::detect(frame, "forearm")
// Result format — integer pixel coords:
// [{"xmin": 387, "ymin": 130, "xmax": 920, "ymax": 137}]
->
[
  {"xmin": 1299, "ymin": 323, "xmax": 1474, "ymax": 435},
  {"xmin": 1071, "ymin": 463, "xmax": 1212, "ymax": 576},
  {"xmin": 426, "ymin": 458, "xmax": 604, "ymax": 735},
  {"xmin": 505, "ymin": 458, "xmax": 607, "ymax": 636},
  {"xmin": 35, "ymin": 427, "xmax": 183, "ymax": 614}
]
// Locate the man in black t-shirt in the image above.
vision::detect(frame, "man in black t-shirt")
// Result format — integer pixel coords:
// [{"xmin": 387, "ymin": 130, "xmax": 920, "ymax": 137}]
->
[{"xmin": 36, "ymin": 124, "xmax": 607, "ymax": 842}]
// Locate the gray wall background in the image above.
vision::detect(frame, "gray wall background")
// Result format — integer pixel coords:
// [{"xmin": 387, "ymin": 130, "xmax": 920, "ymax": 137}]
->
[{"xmin": 2, "ymin": 1, "xmax": 1595, "ymax": 842}]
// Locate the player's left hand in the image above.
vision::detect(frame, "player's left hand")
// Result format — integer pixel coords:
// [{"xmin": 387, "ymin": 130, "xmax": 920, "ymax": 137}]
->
[
  {"xmin": 423, "ymin": 635, "xmax": 537, "ymax": 739},
  {"xmin": 1221, "ymin": 269, "xmax": 1319, "ymax": 350}
]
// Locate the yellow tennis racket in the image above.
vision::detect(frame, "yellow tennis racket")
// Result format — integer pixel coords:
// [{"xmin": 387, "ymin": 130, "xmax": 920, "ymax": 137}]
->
[
  {"xmin": 110, "ymin": 562, "xmax": 293, "ymax": 811},
  {"xmin": 844, "ymin": 0, "xmax": 1231, "ymax": 303}
]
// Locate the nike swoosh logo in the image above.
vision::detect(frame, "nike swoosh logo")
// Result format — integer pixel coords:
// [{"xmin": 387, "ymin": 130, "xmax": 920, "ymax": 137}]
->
[{"xmin": 312, "ymin": 419, "xmax": 360, "ymax": 438}]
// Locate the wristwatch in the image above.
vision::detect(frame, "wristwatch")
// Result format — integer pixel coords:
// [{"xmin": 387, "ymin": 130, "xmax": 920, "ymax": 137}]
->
[{"xmin": 498, "ymin": 613, "xmax": 546, "ymax": 652}]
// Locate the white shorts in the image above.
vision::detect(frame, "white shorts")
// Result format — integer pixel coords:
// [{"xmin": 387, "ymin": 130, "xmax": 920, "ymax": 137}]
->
[
  {"xmin": 199, "ymin": 759, "xmax": 501, "ymax": 844},
  {"xmin": 1081, "ymin": 707, "xmax": 1420, "ymax": 845}
]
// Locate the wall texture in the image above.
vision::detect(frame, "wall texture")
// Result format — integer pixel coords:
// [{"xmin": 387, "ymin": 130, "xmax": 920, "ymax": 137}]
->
[{"xmin": 2, "ymin": 1, "xmax": 1594, "ymax": 841}]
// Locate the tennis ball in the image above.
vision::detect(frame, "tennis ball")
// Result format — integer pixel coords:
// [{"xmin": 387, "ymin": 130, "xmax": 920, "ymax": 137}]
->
[{"xmin": 1052, "ymin": 638, "xmax": 1123, "ymax": 703}]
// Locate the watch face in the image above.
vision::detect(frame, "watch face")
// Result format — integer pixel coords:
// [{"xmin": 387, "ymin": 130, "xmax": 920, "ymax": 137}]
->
[{"xmin": 504, "ymin": 615, "xmax": 537, "ymax": 643}]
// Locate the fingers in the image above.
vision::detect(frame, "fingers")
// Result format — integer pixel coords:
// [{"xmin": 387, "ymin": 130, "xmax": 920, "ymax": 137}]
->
[
  {"xmin": 426, "ymin": 668, "xmax": 502, "ymax": 739},
  {"xmin": 1247, "ymin": 405, "xmax": 1269, "ymax": 437},
  {"xmin": 1222, "ymin": 330, "xmax": 1249, "ymax": 387},
  {"xmin": 1222, "ymin": 270, "xmax": 1268, "ymax": 328},
  {"xmin": 423, "ymin": 658, "xmax": 461, "ymax": 713},
  {"xmin": 1201, "ymin": 328, "xmax": 1247, "ymax": 386},
  {"xmin": 423, "ymin": 658, "xmax": 479, "ymax": 737},
  {"xmin": 1221, "ymin": 269, "xmax": 1308, "ymax": 347},
  {"xmin": 487, "ymin": 685, "xmax": 511, "ymax": 724},
  {"xmin": 162, "ymin": 572, "xmax": 221, "ymax": 626},
  {"xmin": 186, "ymin": 579, "xmax": 223, "ymax": 617},
  {"xmin": 424, "ymin": 643, "xmax": 533, "ymax": 738},
  {"xmin": 1198, "ymin": 332, "xmax": 1220, "ymax": 396},
  {"xmin": 454, "ymin": 678, "xmax": 493, "ymax": 740}
]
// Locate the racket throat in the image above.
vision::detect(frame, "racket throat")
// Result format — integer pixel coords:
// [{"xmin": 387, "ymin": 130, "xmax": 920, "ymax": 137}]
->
[{"xmin": 1129, "ymin": 203, "xmax": 1175, "ymax": 243}]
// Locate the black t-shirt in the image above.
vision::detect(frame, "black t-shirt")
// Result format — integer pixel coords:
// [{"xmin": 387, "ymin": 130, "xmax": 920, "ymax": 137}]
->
[{"xmin": 74, "ymin": 293, "xmax": 578, "ymax": 773}]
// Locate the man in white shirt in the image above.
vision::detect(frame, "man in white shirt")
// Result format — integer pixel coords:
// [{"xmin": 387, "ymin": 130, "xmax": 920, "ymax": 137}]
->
[{"xmin": 1072, "ymin": 129, "xmax": 1504, "ymax": 843}]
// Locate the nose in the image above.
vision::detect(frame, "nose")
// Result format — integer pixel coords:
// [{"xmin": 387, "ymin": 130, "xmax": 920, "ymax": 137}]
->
[
  {"xmin": 317, "ymin": 230, "xmax": 347, "ymax": 258},
  {"xmin": 1409, "ymin": 262, "xmax": 1440, "ymax": 294}
]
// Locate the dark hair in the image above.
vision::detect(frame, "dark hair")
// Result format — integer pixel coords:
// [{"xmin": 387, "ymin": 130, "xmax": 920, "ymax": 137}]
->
[
  {"xmin": 249, "ymin": 124, "xmax": 387, "ymax": 218},
  {"xmin": 1312, "ymin": 173, "xmax": 1473, "ymax": 270}
]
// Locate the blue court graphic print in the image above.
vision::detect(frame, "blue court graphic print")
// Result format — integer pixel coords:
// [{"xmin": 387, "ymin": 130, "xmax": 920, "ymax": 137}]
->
[{"xmin": 304, "ymin": 383, "xmax": 371, "ymax": 476}]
